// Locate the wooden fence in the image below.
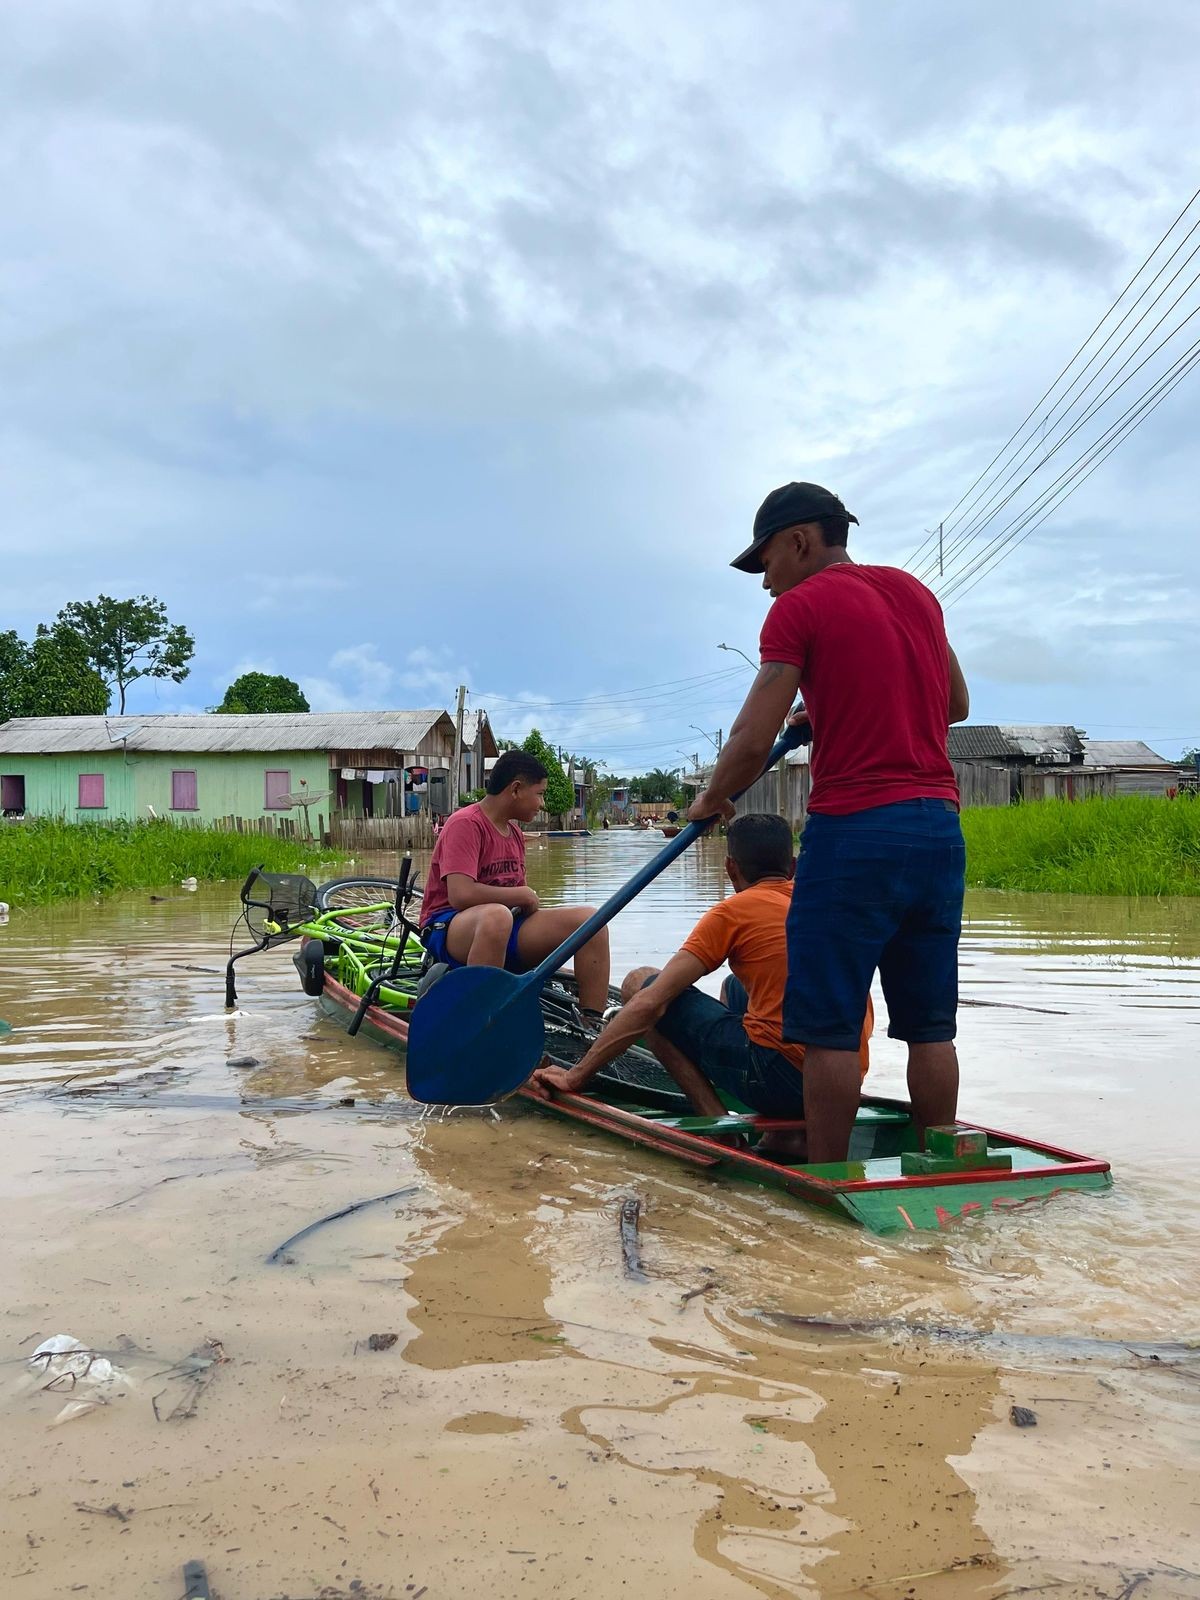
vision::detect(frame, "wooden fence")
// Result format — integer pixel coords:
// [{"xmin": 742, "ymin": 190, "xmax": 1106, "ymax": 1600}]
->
[
  {"xmin": 1018, "ymin": 768, "xmax": 1115, "ymax": 802},
  {"xmin": 329, "ymin": 812, "xmax": 436, "ymax": 851},
  {"xmin": 211, "ymin": 813, "xmax": 322, "ymax": 840},
  {"xmin": 736, "ymin": 758, "xmax": 1011, "ymax": 828},
  {"xmin": 212, "ymin": 810, "xmax": 437, "ymax": 849}
]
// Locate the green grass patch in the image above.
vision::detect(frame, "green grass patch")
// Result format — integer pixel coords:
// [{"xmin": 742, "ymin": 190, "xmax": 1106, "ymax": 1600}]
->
[
  {"xmin": 961, "ymin": 796, "xmax": 1200, "ymax": 896},
  {"xmin": 0, "ymin": 817, "xmax": 343, "ymax": 908}
]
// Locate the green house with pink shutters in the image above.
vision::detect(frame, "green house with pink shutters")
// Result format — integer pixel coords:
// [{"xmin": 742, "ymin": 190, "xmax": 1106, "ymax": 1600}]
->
[{"xmin": 0, "ymin": 710, "xmax": 494, "ymax": 827}]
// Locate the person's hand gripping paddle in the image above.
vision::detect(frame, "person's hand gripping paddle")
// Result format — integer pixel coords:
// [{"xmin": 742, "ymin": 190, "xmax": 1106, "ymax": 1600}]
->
[{"xmin": 405, "ymin": 722, "xmax": 810, "ymax": 1105}]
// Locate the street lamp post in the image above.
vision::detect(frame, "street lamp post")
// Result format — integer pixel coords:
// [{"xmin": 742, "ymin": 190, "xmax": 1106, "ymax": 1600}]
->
[{"xmin": 717, "ymin": 642, "xmax": 757, "ymax": 672}]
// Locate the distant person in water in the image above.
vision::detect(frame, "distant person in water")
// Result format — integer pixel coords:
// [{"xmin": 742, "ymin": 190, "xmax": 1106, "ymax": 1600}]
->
[
  {"xmin": 419, "ymin": 751, "xmax": 611, "ymax": 1022},
  {"xmin": 528, "ymin": 813, "xmax": 871, "ymax": 1157}
]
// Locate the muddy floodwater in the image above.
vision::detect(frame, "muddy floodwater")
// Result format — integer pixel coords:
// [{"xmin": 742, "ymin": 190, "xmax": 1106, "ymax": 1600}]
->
[{"xmin": 0, "ymin": 832, "xmax": 1197, "ymax": 1600}]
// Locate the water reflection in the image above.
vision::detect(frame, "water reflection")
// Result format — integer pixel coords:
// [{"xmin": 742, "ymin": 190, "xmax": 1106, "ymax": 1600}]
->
[{"xmin": 0, "ymin": 848, "xmax": 1197, "ymax": 1598}]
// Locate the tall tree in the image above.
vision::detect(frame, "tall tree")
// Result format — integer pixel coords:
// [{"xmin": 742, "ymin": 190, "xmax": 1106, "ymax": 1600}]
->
[
  {"xmin": 217, "ymin": 672, "xmax": 310, "ymax": 714},
  {"xmin": 57, "ymin": 594, "xmax": 194, "ymax": 713},
  {"xmin": 634, "ymin": 767, "xmax": 684, "ymax": 805},
  {"xmin": 521, "ymin": 727, "xmax": 575, "ymax": 818},
  {"xmin": 0, "ymin": 625, "xmax": 108, "ymax": 721}
]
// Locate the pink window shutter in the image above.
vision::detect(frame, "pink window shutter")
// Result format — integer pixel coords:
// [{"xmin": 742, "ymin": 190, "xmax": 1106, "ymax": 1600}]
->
[
  {"xmin": 172, "ymin": 770, "xmax": 198, "ymax": 810},
  {"xmin": 78, "ymin": 773, "xmax": 105, "ymax": 808},
  {"xmin": 264, "ymin": 770, "xmax": 290, "ymax": 809}
]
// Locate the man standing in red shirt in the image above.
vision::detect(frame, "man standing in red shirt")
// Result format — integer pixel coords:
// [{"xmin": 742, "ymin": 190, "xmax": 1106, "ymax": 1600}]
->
[{"xmin": 687, "ymin": 482, "xmax": 970, "ymax": 1164}]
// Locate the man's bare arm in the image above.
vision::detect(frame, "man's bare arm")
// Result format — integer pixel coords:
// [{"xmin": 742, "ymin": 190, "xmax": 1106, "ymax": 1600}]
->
[
  {"xmin": 446, "ymin": 873, "xmax": 538, "ymax": 913},
  {"xmin": 529, "ymin": 951, "xmax": 707, "ymax": 1092},
  {"xmin": 686, "ymin": 660, "xmax": 801, "ymax": 820},
  {"xmin": 947, "ymin": 644, "xmax": 969, "ymax": 724}
]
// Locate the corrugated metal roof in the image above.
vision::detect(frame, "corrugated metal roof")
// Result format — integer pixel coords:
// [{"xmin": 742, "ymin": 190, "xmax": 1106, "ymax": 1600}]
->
[
  {"xmin": 0, "ymin": 711, "xmax": 456, "ymax": 755},
  {"xmin": 1001, "ymin": 724, "xmax": 1084, "ymax": 758},
  {"xmin": 947, "ymin": 725, "xmax": 1015, "ymax": 760},
  {"xmin": 1081, "ymin": 738, "xmax": 1174, "ymax": 768},
  {"xmin": 948, "ymin": 724, "xmax": 1085, "ymax": 761}
]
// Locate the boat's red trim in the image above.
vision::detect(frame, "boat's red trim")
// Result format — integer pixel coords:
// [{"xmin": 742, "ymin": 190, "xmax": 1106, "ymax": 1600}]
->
[
  {"xmin": 322, "ymin": 972, "xmax": 411, "ymax": 1043},
  {"xmin": 528, "ymin": 1094, "xmax": 720, "ymax": 1166},
  {"xmin": 531, "ymin": 1090, "xmax": 1109, "ymax": 1196}
]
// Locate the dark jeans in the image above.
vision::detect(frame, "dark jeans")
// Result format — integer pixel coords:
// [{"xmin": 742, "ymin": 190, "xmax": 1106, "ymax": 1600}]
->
[
  {"xmin": 784, "ymin": 798, "xmax": 965, "ymax": 1050},
  {"xmin": 647, "ymin": 974, "xmax": 805, "ymax": 1118}
]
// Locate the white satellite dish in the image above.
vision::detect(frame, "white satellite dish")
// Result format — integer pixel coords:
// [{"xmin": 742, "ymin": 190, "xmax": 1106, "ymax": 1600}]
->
[
  {"xmin": 107, "ymin": 722, "xmax": 142, "ymax": 744},
  {"xmin": 279, "ymin": 784, "xmax": 332, "ymax": 839}
]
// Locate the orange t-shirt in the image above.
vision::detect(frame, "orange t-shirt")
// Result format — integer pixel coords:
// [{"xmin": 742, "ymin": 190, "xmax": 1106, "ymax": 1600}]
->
[{"xmin": 680, "ymin": 877, "xmax": 872, "ymax": 1075}]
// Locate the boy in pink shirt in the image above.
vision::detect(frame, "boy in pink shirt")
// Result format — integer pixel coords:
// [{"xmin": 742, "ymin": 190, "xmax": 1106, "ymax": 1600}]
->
[{"xmin": 420, "ymin": 751, "xmax": 611, "ymax": 1021}]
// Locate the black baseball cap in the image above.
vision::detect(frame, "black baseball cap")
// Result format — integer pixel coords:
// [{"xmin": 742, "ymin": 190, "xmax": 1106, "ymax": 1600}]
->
[{"xmin": 730, "ymin": 482, "xmax": 859, "ymax": 573}]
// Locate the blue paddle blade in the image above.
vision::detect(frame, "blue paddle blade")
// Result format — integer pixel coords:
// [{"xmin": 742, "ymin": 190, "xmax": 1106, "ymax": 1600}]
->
[{"xmin": 405, "ymin": 965, "xmax": 547, "ymax": 1105}]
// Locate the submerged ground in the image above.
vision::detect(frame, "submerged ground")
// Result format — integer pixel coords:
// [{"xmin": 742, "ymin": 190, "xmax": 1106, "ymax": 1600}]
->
[{"xmin": 0, "ymin": 832, "xmax": 1197, "ymax": 1600}]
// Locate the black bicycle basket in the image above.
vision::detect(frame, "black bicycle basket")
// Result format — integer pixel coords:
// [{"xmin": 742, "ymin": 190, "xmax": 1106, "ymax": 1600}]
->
[{"xmin": 240, "ymin": 869, "xmax": 318, "ymax": 942}]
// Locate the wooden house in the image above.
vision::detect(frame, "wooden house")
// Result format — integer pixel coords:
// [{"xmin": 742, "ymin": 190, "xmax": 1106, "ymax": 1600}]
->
[{"xmin": 0, "ymin": 710, "xmax": 496, "ymax": 838}]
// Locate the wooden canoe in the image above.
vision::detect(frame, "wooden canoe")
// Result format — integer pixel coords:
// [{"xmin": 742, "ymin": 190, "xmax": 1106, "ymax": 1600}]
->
[{"xmin": 296, "ymin": 942, "xmax": 1112, "ymax": 1234}]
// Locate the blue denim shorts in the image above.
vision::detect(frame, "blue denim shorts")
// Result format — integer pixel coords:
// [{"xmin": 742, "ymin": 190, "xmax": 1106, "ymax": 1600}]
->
[
  {"xmin": 785, "ymin": 799, "xmax": 965, "ymax": 1051},
  {"xmin": 648, "ymin": 975, "xmax": 805, "ymax": 1118},
  {"xmin": 421, "ymin": 909, "xmax": 526, "ymax": 971}
]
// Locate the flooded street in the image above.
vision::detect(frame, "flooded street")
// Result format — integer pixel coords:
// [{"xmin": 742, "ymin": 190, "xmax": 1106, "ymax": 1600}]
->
[{"xmin": 0, "ymin": 833, "xmax": 1197, "ymax": 1600}]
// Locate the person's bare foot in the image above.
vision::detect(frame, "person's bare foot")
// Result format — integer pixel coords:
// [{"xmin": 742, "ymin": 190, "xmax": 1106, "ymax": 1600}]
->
[{"xmin": 757, "ymin": 1131, "xmax": 809, "ymax": 1163}]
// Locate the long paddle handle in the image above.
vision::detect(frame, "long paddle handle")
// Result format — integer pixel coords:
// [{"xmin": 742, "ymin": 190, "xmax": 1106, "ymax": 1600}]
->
[{"xmin": 529, "ymin": 722, "xmax": 810, "ymax": 984}]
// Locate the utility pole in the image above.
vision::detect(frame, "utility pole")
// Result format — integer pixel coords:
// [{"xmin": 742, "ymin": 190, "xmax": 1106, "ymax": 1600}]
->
[
  {"xmin": 717, "ymin": 728, "xmax": 723, "ymax": 751},
  {"xmin": 451, "ymin": 684, "xmax": 466, "ymax": 812},
  {"xmin": 472, "ymin": 710, "xmax": 485, "ymax": 800}
]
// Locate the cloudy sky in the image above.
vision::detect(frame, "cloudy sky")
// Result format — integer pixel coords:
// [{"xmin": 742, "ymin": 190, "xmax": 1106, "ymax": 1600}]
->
[{"xmin": 4, "ymin": 0, "xmax": 1198, "ymax": 769}]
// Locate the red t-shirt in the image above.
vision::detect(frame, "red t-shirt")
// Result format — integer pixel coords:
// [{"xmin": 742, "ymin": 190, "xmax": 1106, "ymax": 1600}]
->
[
  {"xmin": 420, "ymin": 803, "xmax": 527, "ymax": 926},
  {"xmin": 759, "ymin": 563, "xmax": 959, "ymax": 816}
]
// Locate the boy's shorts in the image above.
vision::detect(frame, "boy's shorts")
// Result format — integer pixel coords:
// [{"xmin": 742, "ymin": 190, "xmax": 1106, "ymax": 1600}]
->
[
  {"xmin": 421, "ymin": 908, "xmax": 527, "ymax": 971},
  {"xmin": 647, "ymin": 975, "xmax": 805, "ymax": 1118}
]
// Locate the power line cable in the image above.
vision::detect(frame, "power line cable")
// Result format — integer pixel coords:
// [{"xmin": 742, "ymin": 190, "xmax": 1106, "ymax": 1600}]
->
[
  {"xmin": 904, "ymin": 184, "xmax": 1200, "ymax": 573},
  {"xmin": 939, "ymin": 336, "xmax": 1200, "ymax": 606},
  {"xmin": 916, "ymin": 256, "xmax": 1200, "ymax": 585},
  {"xmin": 939, "ymin": 335, "xmax": 1200, "ymax": 604},
  {"xmin": 474, "ymin": 666, "xmax": 744, "ymax": 708}
]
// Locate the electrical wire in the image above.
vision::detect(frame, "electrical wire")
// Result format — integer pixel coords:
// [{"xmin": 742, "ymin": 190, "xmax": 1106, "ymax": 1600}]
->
[
  {"xmin": 917, "ymin": 259, "xmax": 1200, "ymax": 586},
  {"xmin": 473, "ymin": 665, "xmax": 746, "ymax": 708},
  {"xmin": 904, "ymin": 184, "xmax": 1200, "ymax": 575},
  {"xmin": 940, "ymin": 336, "xmax": 1200, "ymax": 606}
]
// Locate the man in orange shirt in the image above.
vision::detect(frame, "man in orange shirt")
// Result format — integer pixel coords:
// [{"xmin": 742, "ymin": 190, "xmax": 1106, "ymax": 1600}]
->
[{"xmin": 529, "ymin": 814, "xmax": 870, "ymax": 1154}]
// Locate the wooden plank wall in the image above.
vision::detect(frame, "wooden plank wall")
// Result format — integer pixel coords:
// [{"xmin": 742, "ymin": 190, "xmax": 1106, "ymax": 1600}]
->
[{"xmin": 956, "ymin": 763, "xmax": 1011, "ymax": 807}]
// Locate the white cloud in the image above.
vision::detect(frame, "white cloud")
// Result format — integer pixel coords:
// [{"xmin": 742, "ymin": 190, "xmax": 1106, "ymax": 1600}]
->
[{"xmin": 1, "ymin": 1, "xmax": 1198, "ymax": 754}]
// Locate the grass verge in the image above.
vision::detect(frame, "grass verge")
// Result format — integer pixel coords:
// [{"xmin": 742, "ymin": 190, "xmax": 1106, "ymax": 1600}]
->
[
  {"xmin": 960, "ymin": 796, "xmax": 1200, "ymax": 896},
  {"xmin": 0, "ymin": 818, "xmax": 343, "ymax": 908}
]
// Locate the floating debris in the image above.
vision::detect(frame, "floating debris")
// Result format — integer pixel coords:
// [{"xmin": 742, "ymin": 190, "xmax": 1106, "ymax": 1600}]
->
[
  {"xmin": 266, "ymin": 1185, "xmax": 421, "ymax": 1265},
  {"xmin": 619, "ymin": 1194, "xmax": 647, "ymax": 1282}
]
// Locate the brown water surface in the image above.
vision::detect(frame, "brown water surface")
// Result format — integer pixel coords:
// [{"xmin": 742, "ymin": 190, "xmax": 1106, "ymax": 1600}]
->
[{"xmin": 0, "ymin": 835, "xmax": 1197, "ymax": 1599}]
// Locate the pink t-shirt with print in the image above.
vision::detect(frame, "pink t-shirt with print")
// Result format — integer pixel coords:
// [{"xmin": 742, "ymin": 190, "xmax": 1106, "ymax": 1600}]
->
[{"xmin": 420, "ymin": 803, "xmax": 527, "ymax": 926}]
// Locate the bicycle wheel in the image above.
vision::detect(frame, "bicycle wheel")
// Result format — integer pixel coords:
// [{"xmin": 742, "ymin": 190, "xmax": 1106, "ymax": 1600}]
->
[{"xmin": 313, "ymin": 877, "xmax": 400, "ymax": 913}]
